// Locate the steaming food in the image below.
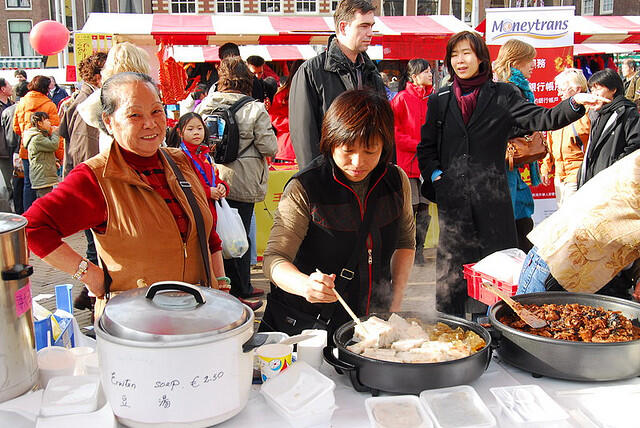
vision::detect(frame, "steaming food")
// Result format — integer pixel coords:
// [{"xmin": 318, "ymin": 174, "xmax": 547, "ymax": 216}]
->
[{"xmin": 347, "ymin": 314, "xmax": 486, "ymax": 363}]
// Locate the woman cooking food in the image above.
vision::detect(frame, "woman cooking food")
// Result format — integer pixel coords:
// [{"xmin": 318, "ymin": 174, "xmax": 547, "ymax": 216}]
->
[
  {"xmin": 417, "ymin": 31, "xmax": 607, "ymax": 317},
  {"xmin": 260, "ymin": 89, "xmax": 415, "ymax": 337},
  {"xmin": 23, "ymin": 72, "xmax": 227, "ymax": 316}
]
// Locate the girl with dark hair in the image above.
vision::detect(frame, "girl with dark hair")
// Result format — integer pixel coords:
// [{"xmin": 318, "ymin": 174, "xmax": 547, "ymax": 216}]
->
[
  {"xmin": 260, "ymin": 89, "xmax": 415, "ymax": 336},
  {"xmin": 417, "ymin": 31, "xmax": 606, "ymax": 316},
  {"xmin": 578, "ymin": 68, "xmax": 640, "ymax": 188},
  {"xmin": 391, "ymin": 58, "xmax": 433, "ymax": 266},
  {"xmin": 23, "ymin": 111, "xmax": 60, "ymax": 198}
]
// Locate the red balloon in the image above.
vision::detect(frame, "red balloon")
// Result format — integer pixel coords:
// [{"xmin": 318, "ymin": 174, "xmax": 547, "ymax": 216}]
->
[{"xmin": 29, "ymin": 20, "xmax": 70, "ymax": 56}]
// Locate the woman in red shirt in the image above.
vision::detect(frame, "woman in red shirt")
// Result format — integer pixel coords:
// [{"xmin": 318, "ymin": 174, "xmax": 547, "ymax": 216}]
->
[
  {"xmin": 391, "ymin": 59, "xmax": 433, "ymax": 265},
  {"xmin": 269, "ymin": 60, "xmax": 303, "ymax": 163}
]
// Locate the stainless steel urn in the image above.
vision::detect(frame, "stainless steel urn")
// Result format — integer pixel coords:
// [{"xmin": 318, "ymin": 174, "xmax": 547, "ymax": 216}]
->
[{"xmin": 0, "ymin": 213, "xmax": 37, "ymax": 402}]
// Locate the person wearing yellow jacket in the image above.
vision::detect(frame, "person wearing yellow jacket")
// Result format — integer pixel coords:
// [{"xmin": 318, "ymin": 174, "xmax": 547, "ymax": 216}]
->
[{"xmin": 541, "ymin": 69, "xmax": 591, "ymax": 207}]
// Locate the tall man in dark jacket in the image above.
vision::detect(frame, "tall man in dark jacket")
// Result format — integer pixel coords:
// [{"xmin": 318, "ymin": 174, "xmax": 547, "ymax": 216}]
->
[
  {"xmin": 0, "ymin": 78, "xmax": 14, "ymax": 208},
  {"xmin": 289, "ymin": 0, "xmax": 386, "ymax": 167},
  {"xmin": 578, "ymin": 68, "xmax": 640, "ymax": 188}
]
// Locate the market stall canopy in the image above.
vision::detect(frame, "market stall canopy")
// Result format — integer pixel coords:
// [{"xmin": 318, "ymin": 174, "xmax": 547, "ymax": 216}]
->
[
  {"xmin": 79, "ymin": 13, "xmax": 475, "ymax": 60},
  {"xmin": 170, "ymin": 44, "xmax": 384, "ymax": 62},
  {"xmin": 476, "ymin": 15, "xmax": 640, "ymax": 44},
  {"xmin": 573, "ymin": 43, "xmax": 640, "ymax": 55}
]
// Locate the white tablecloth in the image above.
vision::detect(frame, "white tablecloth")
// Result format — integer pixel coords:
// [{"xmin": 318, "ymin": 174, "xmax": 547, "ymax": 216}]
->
[{"xmin": 3, "ymin": 354, "xmax": 639, "ymax": 427}]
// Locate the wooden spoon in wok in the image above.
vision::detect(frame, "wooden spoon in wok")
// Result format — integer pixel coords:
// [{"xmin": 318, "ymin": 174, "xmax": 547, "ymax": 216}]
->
[{"xmin": 482, "ymin": 281, "xmax": 547, "ymax": 329}]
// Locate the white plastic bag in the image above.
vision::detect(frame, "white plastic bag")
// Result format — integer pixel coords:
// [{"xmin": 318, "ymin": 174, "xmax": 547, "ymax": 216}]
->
[
  {"xmin": 473, "ymin": 248, "xmax": 527, "ymax": 285},
  {"xmin": 215, "ymin": 198, "xmax": 249, "ymax": 259}
]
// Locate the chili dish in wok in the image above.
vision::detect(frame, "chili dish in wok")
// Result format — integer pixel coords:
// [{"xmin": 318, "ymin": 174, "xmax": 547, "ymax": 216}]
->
[{"xmin": 499, "ymin": 303, "xmax": 640, "ymax": 342}]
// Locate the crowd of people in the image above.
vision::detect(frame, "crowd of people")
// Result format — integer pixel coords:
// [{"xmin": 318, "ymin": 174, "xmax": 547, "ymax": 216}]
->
[{"xmin": 0, "ymin": 0, "xmax": 638, "ymax": 334}]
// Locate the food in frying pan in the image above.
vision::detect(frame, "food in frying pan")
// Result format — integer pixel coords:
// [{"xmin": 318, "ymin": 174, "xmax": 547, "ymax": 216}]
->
[
  {"xmin": 499, "ymin": 303, "xmax": 640, "ymax": 342},
  {"xmin": 346, "ymin": 314, "xmax": 486, "ymax": 363}
]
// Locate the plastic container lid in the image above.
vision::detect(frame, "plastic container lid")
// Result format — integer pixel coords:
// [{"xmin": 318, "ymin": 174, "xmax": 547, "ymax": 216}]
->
[
  {"xmin": 100, "ymin": 281, "xmax": 249, "ymax": 342},
  {"xmin": 490, "ymin": 385, "xmax": 569, "ymax": 426},
  {"xmin": 261, "ymin": 361, "xmax": 335, "ymax": 415},
  {"xmin": 365, "ymin": 395, "xmax": 433, "ymax": 428},
  {"xmin": 40, "ymin": 375, "xmax": 101, "ymax": 417},
  {"xmin": 420, "ymin": 385, "xmax": 496, "ymax": 428}
]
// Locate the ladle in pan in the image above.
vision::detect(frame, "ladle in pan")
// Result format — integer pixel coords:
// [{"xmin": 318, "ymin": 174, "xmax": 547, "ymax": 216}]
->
[{"xmin": 482, "ymin": 282, "xmax": 547, "ymax": 329}]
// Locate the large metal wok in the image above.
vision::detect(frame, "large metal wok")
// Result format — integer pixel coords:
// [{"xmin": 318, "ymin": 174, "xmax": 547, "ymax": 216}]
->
[
  {"xmin": 322, "ymin": 312, "xmax": 492, "ymax": 395},
  {"xmin": 489, "ymin": 292, "xmax": 640, "ymax": 381}
]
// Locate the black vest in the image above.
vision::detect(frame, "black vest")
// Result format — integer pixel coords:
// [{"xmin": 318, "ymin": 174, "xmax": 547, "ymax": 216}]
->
[{"xmin": 267, "ymin": 156, "xmax": 404, "ymax": 333}]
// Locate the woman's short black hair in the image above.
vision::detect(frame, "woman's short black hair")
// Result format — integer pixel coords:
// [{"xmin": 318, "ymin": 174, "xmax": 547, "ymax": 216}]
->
[
  {"xmin": 444, "ymin": 31, "xmax": 492, "ymax": 78},
  {"xmin": 166, "ymin": 112, "xmax": 210, "ymax": 148},
  {"xmin": 319, "ymin": 89, "xmax": 394, "ymax": 164},
  {"xmin": 588, "ymin": 68, "xmax": 625, "ymax": 98}
]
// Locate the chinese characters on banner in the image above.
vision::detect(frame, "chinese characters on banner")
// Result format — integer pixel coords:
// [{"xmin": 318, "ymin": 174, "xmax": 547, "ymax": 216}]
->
[
  {"xmin": 486, "ymin": 6, "xmax": 575, "ymax": 224},
  {"xmin": 74, "ymin": 33, "xmax": 114, "ymax": 65}
]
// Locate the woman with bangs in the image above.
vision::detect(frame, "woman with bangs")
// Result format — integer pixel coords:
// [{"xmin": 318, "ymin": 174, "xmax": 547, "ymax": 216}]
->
[
  {"xmin": 260, "ymin": 89, "xmax": 415, "ymax": 336},
  {"xmin": 417, "ymin": 31, "xmax": 606, "ymax": 316}
]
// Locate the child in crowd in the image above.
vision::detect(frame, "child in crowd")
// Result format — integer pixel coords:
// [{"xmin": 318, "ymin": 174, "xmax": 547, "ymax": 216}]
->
[
  {"xmin": 167, "ymin": 112, "xmax": 229, "ymax": 203},
  {"xmin": 23, "ymin": 112, "xmax": 60, "ymax": 198}
]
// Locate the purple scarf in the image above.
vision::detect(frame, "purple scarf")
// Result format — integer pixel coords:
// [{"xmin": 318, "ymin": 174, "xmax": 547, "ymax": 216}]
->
[{"xmin": 452, "ymin": 65, "xmax": 491, "ymax": 124}]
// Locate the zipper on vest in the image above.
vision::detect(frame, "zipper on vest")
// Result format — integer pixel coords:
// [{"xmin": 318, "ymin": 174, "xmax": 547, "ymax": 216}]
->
[{"xmin": 183, "ymin": 243, "xmax": 187, "ymax": 259}]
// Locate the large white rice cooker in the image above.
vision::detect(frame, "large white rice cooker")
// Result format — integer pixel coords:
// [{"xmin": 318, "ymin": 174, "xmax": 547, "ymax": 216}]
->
[{"xmin": 96, "ymin": 282, "xmax": 266, "ymax": 427}]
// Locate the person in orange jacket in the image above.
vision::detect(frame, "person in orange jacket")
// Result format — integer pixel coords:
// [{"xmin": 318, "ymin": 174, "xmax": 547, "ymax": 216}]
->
[
  {"xmin": 13, "ymin": 75, "xmax": 64, "ymax": 211},
  {"xmin": 391, "ymin": 59, "xmax": 433, "ymax": 265}
]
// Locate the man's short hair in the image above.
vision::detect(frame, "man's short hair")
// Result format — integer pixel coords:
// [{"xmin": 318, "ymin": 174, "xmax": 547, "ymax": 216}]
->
[
  {"xmin": 15, "ymin": 81, "xmax": 28, "ymax": 97},
  {"xmin": 0, "ymin": 78, "xmax": 7, "ymax": 89},
  {"xmin": 219, "ymin": 42, "xmax": 241, "ymax": 60},
  {"xmin": 14, "ymin": 69, "xmax": 27, "ymax": 79},
  {"xmin": 623, "ymin": 58, "xmax": 637, "ymax": 72},
  {"xmin": 246, "ymin": 55, "xmax": 265, "ymax": 67},
  {"xmin": 333, "ymin": 0, "xmax": 375, "ymax": 30}
]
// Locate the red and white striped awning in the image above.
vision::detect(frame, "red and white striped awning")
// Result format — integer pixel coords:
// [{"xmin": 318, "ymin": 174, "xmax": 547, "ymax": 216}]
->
[
  {"xmin": 574, "ymin": 16, "xmax": 640, "ymax": 44},
  {"xmin": 573, "ymin": 43, "xmax": 640, "ymax": 55},
  {"xmin": 169, "ymin": 44, "xmax": 385, "ymax": 62},
  {"xmin": 79, "ymin": 13, "xmax": 474, "ymax": 60}
]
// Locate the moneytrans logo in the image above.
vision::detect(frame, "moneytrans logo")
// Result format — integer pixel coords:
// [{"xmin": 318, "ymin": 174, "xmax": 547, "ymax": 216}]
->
[{"xmin": 491, "ymin": 18, "xmax": 569, "ymax": 41}]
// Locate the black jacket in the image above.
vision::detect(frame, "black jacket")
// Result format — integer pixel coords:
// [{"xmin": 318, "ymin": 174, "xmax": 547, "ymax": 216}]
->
[
  {"xmin": 289, "ymin": 36, "xmax": 385, "ymax": 168},
  {"xmin": 0, "ymin": 103, "xmax": 18, "ymax": 159},
  {"xmin": 261, "ymin": 156, "xmax": 403, "ymax": 336},
  {"xmin": 0, "ymin": 99, "xmax": 14, "ymax": 159},
  {"xmin": 577, "ymin": 95, "xmax": 640, "ymax": 188},
  {"xmin": 417, "ymin": 81, "xmax": 584, "ymax": 315}
]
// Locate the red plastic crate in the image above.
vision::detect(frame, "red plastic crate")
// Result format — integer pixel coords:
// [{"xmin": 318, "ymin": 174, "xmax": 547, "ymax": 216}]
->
[{"xmin": 464, "ymin": 263, "xmax": 518, "ymax": 306}]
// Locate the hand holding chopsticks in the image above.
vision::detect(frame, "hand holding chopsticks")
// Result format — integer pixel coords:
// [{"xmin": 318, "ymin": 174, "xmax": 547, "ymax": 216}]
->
[{"xmin": 315, "ymin": 269, "xmax": 368, "ymax": 334}]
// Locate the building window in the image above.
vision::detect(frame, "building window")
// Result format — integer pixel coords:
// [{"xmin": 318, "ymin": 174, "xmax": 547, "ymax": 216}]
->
[
  {"xmin": 6, "ymin": 0, "xmax": 30, "ymax": 8},
  {"xmin": 171, "ymin": 0, "xmax": 196, "ymax": 12},
  {"xmin": 417, "ymin": 0, "xmax": 438, "ymax": 14},
  {"xmin": 259, "ymin": 0, "xmax": 281, "ymax": 12},
  {"xmin": 217, "ymin": 0, "xmax": 241, "ymax": 12},
  {"xmin": 8, "ymin": 21, "xmax": 34, "ymax": 57},
  {"xmin": 331, "ymin": 0, "xmax": 338, "ymax": 11},
  {"xmin": 85, "ymin": 0, "xmax": 108, "ymax": 19},
  {"xmin": 581, "ymin": 0, "xmax": 593, "ymax": 15},
  {"xmin": 383, "ymin": 0, "xmax": 403, "ymax": 15},
  {"xmin": 599, "ymin": 0, "xmax": 613, "ymax": 14},
  {"xmin": 296, "ymin": 0, "xmax": 317, "ymax": 12},
  {"xmin": 119, "ymin": 0, "xmax": 142, "ymax": 13}
]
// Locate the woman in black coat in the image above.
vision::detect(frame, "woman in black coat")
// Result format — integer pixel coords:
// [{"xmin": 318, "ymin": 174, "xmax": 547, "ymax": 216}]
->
[
  {"xmin": 417, "ymin": 32, "xmax": 605, "ymax": 316},
  {"xmin": 578, "ymin": 68, "xmax": 640, "ymax": 188}
]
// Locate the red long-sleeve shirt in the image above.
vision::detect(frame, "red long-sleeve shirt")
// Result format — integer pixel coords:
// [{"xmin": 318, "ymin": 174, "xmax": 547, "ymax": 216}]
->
[{"xmin": 25, "ymin": 149, "xmax": 222, "ymax": 259}]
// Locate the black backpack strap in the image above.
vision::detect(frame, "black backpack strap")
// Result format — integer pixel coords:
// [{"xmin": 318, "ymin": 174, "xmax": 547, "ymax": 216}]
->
[
  {"xmin": 160, "ymin": 149, "xmax": 213, "ymax": 288},
  {"xmin": 314, "ymin": 188, "xmax": 380, "ymax": 329}
]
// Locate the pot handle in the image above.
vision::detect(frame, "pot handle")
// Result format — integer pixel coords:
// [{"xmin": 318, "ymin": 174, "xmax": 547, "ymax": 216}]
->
[
  {"xmin": 242, "ymin": 332, "xmax": 269, "ymax": 353},
  {"xmin": 2, "ymin": 264, "xmax": 33, "ymax": 281},
  {"xmin": 323, "ymin": 346, "xmax": 356, "ymax": 372},
  {"xmin": 145, "ymin": 281, "xmax": 206, "ymax": 304}
]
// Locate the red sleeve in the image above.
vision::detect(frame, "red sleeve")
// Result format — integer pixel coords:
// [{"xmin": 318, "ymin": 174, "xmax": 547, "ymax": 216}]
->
[
  {"xmin": 24, "ymin": 164, "xmax": 107, "ymax": 258},
  {"xmin": 207, "ymin": 199, "xmax": 222, "ymax": 253},
  {"xmin": 391, "ymin": 94, "xmax": 418, "ymax": 153}
]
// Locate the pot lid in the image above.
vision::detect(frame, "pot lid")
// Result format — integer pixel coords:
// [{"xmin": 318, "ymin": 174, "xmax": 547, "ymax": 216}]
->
[
  {"xmin": 0, "ymin": 213, "xmax": 27, "ymax": 234},
  {"xmin": 100, "ymin": 282, "xmax": 249, "ymax": 342}
]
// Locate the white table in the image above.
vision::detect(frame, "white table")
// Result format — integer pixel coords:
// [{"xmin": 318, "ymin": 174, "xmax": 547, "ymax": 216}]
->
[
  {"xmin": 3, "ymin": 354, "xmax": 639, "ymax": 427},
  {"xmin": 220, "ymin": 354, "xmax": 640, "ymax": 427}
]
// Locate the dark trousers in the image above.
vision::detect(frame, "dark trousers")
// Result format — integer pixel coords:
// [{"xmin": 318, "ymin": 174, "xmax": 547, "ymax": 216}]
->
[
  {"xmin": 0, "ymin": 158, "xmax": 13, "ymax": 201},
  {"xmin": 12, "ymin": 175, "xmax": 23, "ymax": 215},
  {"xmin": 414, "ymin": 203, "xmax": 430, "ymax": 255},
  {"xmin": 515, "ymin": 217, "xmax": 534, "ymax": 254},
  {"xmin": 22, "ymin": 159, "xmax": 37, "ymax": 212},
  {"xmin": 223, "ymin": 200, "xmax": 255, "ymax": 297},
  {"xmin": 85, "ymin": 229, "xmax": 98, "ymax": 265}
]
